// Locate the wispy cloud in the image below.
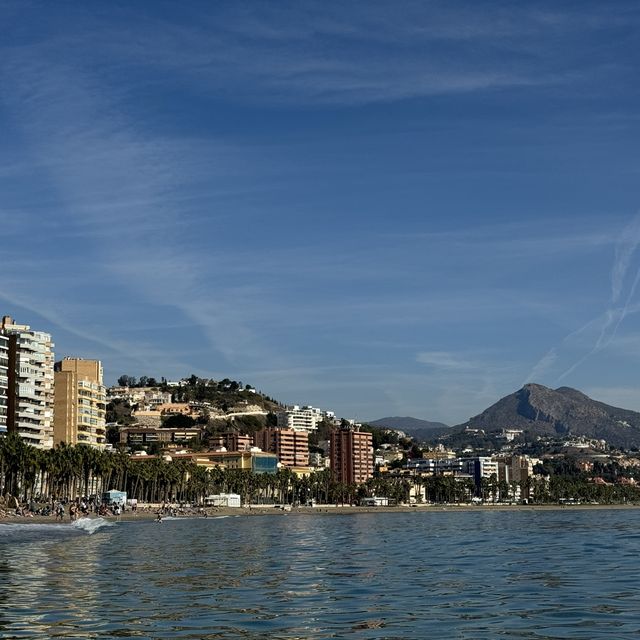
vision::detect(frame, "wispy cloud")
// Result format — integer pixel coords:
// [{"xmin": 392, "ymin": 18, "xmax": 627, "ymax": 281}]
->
[
  {"xmin": 523, "ymin": 348, "xmax": 557, "ymax": 384},
  {"xmin": 7, "ymin": 2, "xmax": 631, "ymax": 108},
  {"xmin": 0, "ymin": 44, "xmax": 291, "ymax": 375},
  {"xmin": 1, "ymin": 2, "xmax": 638, "ymax": 424},
  {"xmin": 416, "ymin": 351, "xmax": 478, "ymax": 370},
  {"xmin": 557, "ymin": 213, "xmax": 640, "ymax": 379},
  {"xmin": 524, "ymin": 212, "xmax": 640, "ymax": 382}
]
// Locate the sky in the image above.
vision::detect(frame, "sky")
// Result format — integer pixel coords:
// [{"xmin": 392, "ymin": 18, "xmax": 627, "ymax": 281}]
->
[{"xmin": 1, "ymin": 1, "xmax": 639, "ymax": 425}]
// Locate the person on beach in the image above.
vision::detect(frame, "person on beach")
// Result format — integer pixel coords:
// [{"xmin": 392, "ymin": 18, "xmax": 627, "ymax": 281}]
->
[
  {"xmin": 69, "ymin": 503, "xmax": 77, "ymax": 521},
  {"xmin": 156, "ymin": 512, "xmax": 163, "ymax": 523}
]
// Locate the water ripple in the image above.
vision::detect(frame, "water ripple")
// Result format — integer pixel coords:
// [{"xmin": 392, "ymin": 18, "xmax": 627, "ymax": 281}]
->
[{"xmin": 0, "ymin": 509, "xmax": 639, "ymax": 638}]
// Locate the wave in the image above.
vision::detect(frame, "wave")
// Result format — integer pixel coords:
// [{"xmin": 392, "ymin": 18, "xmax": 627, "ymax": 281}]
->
[{"xmin": 72, "ymin": 517, "xmax": 113, "ymax": 534}]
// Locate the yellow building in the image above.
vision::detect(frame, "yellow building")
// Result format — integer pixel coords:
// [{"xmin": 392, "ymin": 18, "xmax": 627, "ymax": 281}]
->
[
  {"xmin": 164, "ymin": 450, "xmax": 278, "ymax": 473},
  {"xmin": 54, "ymin": 358, "xmax": 106, "ymax": 448}
]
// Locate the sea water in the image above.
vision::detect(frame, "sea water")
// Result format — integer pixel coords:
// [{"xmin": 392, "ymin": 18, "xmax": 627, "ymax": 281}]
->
[{"xmin": 0, "ymin": 509, "xmax": 638, "ymax": 638}]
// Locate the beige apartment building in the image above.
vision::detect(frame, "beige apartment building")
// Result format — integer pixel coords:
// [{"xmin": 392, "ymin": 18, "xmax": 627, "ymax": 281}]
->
[
  {"xmin": 2, "ymin": 316, "xmax": 55, "ymax": 448},
  {"xmin": 54, "ymin": 358, "xmax": 106, "ymax": 448}
]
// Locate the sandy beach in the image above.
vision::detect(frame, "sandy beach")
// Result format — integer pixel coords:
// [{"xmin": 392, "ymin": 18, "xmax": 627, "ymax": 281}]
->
[{"xmin": 2, "ymin": 501, "xmax": 640, "ymax": 526}]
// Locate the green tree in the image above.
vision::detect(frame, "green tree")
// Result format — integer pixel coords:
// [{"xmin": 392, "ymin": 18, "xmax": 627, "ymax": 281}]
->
[{"xmin": 163, "ymin": 414, "xmax": 197, "ymax": 429}]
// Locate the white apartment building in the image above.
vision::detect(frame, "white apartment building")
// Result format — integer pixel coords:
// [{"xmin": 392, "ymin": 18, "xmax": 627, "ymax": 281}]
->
[
  {"xmin": 276, "ymin": 405, "xmax": 323, "ymax": 432},
  {"xmin": 472, "ymin": 456, "xmax": 500, "ymax": 479},
  {"xmin": 0, "ymin": 334, "xmax": 8, "ymax": 434},
  {"xmin": 1, "ymin": 316, "xmax": 55, "ymax": 448}
]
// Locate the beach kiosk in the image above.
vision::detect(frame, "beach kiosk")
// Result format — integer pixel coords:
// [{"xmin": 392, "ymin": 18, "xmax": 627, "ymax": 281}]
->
[
  {"xmin": 103, "ymin": 490, "xmax": 127, "ymax": 507},
  {"xmin": 204, "ymin": 493, "xmax": 241, "ymax": 508}
]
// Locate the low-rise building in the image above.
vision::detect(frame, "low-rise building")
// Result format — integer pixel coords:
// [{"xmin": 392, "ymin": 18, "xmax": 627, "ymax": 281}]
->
[
  {"xmin": 360, "ymin": 496, "xmax": 390, "ymax": 507},
  {"xmin": 407, "ymin": 458, "xmax": 465, "ymax": 474},
  {"xmin": 210, "ymin": 432, "xmax": 253, "ymax": 452},
  {"xmin": 205, "ymin": 493, "xmax": 241, "ymax": 507},
  {"xmin": 309, "ymin": 451, "xmax": 329, "ymax": 468},
  {"xmin": 164, "ymin": 450, "xmax": 278, "ymax": 473},
  {"xmin": 119, "ymin": 426, "xmax": 201, "ymax": 445}
]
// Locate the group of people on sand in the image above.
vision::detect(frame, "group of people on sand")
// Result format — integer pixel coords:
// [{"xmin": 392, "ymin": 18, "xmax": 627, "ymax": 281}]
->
[
  {"xmin": 0, "ymin": 495, "xmax": 132, "ymax": 522},
  {"xmin": 52, "ymin": 497, "xmax": 96, "ymax": 521},
  {"xmin": 54, "ymin": 501, "xmax": 81, "ymax": 521},
  {"xmin": 1, "ymin": 496, "xmax": 221, "ymax": 522}
]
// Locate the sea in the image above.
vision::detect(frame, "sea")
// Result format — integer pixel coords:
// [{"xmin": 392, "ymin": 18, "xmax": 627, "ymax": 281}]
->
[{"xmin": 0, "ymin": 508, "xmax": 639, "ymax": 639}]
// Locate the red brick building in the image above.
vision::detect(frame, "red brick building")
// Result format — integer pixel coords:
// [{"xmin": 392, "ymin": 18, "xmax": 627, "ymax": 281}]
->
[
  {"xmin": 254, "ymin": 428, "xmax": 309, "ymax": 467},
  {"xmin": 330, "ymin": 428, "xmax": 373, "ymax": 484}
]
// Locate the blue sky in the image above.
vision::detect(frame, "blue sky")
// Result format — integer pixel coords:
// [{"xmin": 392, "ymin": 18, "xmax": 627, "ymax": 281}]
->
[{"xmin": 1, "ymin": 1, "xmax": 639, "ymax": 424}]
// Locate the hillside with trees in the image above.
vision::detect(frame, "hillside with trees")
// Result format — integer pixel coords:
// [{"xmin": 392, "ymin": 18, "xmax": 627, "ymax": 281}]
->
[{"xmin": 115, "ymin": 374, "xmax": 282, "ymax": 414}]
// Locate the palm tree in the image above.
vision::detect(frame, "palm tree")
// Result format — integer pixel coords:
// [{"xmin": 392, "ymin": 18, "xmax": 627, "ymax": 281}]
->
[{"xmin": 0, "ymin": 433, "xmax": 28, "ymax": 498}]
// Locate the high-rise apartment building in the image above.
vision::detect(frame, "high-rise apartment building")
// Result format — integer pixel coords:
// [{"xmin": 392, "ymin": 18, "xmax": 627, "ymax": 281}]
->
[
  {"xmin": 0, "ymin": 333, "xmax": 8, "ymax": 434},
  {"xmin": 276, "ymin": 405, "xmax": 322, "ymax": 432},
  {"xmin": 54, "ymin": 358, "xmax": 106, "ymax": 448},
  {"xmin": 1, "ymin": 316, "xmax": 55, "ymax": 448},
  {"xmin": 330, "ymin": 427, "xmax": 373, "ymax": 485},
  {"xmin": 254, "ymin": 428, "xmax": 309, "ymax": 467}
]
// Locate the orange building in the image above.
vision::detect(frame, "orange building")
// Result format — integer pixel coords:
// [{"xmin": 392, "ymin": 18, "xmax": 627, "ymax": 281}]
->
[
  {"xmin": 254, "ymin": 428, "xmax": 309, "ymax": 467},
  {"xmin": 330, "ymin": 428, "xmax": 373, "ymax": 485}
]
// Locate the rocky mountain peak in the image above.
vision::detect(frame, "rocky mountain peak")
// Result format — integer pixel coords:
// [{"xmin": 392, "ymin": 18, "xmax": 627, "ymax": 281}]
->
[{"xmin": 458, "ymin": 383, "xmax": 640, "ymax": 448}]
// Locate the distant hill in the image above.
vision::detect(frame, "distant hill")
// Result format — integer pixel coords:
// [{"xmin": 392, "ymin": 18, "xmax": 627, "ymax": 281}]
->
[
  {"xmin": 368, "ymin": 416, "xmax": 450, "ymax": 440},
  {"xmin": 454, "ymin": 383, "xmax": 640, "ymax": 449}
]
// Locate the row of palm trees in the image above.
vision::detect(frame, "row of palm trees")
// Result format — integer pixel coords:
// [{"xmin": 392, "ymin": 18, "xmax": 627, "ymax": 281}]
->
[
  {"xmin": 2, "ymin": 434, "xmax": 637, "ymax": 507},
  {"xmin": 0, "ymin": 435, "xmax": 401, "ymax": 506}
]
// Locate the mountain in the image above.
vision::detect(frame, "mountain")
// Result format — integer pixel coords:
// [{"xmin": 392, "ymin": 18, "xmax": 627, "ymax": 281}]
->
[
  {"xmin": 455, "ymin": 383, "xmax": 640, "ymax": 449},
  {"xmin": 368, "ymin": 417, "xmax": 450, "ymax": 440}
]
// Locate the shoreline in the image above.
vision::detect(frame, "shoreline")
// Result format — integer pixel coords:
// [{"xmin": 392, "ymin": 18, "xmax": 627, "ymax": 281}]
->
[{"xmin": 2, "ymin": 502, "xmax": 640, "ymax": 526}]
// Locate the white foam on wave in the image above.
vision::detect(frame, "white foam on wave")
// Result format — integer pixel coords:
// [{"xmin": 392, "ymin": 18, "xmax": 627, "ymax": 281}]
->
[
  {"xmin": 72, "ymin": 517, "xmax": 113, "ymax": 534},
  {"xmin": 0, "ymin": 517, "xmax": 113, "ymax": 540}
]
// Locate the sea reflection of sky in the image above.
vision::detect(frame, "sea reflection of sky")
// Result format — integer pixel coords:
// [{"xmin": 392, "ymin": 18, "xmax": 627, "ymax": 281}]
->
[
  {"xmin": 0, "ymin": 524, "xmax": 111, "ymax": 637},
  {"xmin": 0, "ymin": 512, "xmax": 639, "ymax": 639}
]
